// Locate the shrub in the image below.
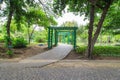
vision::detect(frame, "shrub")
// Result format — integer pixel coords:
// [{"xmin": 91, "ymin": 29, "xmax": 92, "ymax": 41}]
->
[
  {"xmin": 35, "ymin": 36, "xmax": 46, "ymax": 43},
  {"xmin": 115, "ymin": 35, "xmax": 120, "ymax": 42},
  {"xmin": 76, "ymin": 46, "xmax": 86, "ymax": 54},
  {"xmin": 13, "ymin": 37, "xmax": 28, "ymax": 48},
  {"xmin": 76, "ymin": 46, "xmax": 120, "ymax": 57},
  {"xmin": 0, "ymin": 36, "xmax": 4, "ymax": 43},
  {"xmin": 7, "ymin": 49, "xmax": 13, "ymax": 57},
  {"xmin": 93, "ymin": 46, "xmax": 120, "ymax": 57},
  {"xmin": 0, "ymin": 34, "xmax": 5, "ymax": 43}
]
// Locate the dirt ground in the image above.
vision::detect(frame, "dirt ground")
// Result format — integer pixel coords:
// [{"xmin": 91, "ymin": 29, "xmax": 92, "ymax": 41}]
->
[
  {"xmin": 64, "ymin": 50, "xmax": 120, "ymax": 60},
  {"xmin": 0, "ymin": 43, "xmax": 48, "ymax": 62}
]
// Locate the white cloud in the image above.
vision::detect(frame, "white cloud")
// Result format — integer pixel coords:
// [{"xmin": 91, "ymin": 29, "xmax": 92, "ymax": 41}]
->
[{"xmin": 56, "ymin": 12, "xmax": 89, "ymax": 26}]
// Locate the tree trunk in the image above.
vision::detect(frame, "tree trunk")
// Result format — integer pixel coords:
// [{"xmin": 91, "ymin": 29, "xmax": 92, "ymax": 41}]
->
[
  {"xmin": 86, "ymin": 1, "xmax": 114, "ymax": 59},
  {"xmin": 6, "ymin": 3, "xmax": 14, "ymax": 48},
  {"xmin": 27, "ymin": 23, "xmax": 30, "ymax": 44},
  {"xmin": 29, "ymin": 26, "xmax": 37, "ymax": 44},
  {"xmin": 92, "ymin": 3, "xmax": 111, "ymax": 47},
  {"xmin": 86, "ymin": 4, "xmax": 95, "ymax": 59},
  {"xmin": 88, "ymin": 2, "xmax": 112, "ymax": 59}
]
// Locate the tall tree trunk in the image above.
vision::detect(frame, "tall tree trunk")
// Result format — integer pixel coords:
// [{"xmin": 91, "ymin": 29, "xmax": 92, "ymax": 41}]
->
[
  {"xmin": 88, "ymin": 2, "xmax": 112, "ymax": 58},
  {"xmin": 86, "ymin": 4, "xmax": 95, "ymax": 59},
  {"xmin": 92, "ymin": 3, "xmax": 111, "ymax": 47},
  {"xmin": 6, "ymin": 3, "xmax": 14, "ymax": 48}
]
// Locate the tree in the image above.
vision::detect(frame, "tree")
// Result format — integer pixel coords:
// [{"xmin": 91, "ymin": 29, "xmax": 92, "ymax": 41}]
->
[
  {"xmin": 0, "ymin": 0, "xmax": 56, "ymax": 57},
  {"xmin": 0, "ymin": 0, "xmax": 56, "ymax": 46},
  {"xmin": 103, "ymin": 1, "xmax": 120, "ymax": 30},
  {"xmin": 25, "ymin": 7, "xmax": 57, "ymax": 44},
  {"xmin": 0, "ymin": 0, "xmax": 28, "ymax": 50},
  {"xmin": 53, "ymin": 0, "xmax": 116, "ymax": 59}
]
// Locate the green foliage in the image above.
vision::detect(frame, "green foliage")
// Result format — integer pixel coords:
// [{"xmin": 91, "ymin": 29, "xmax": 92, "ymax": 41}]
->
[
  {"xmin": 61, "ymin": 21, "xmax": 78, "ymax": 27},
  {"xmin": 25, "ymin": 7, "xmax": 57, "ymax": 27},
  {"xmin": 35, "ymin": 36, "xmax": 46, "ymax": 43},
  {"xmin": 0, "ymin": 35, "xmax": 4, "ymax": 43},
  {"xmin": 13, "ymin": 37, "xmax": 28, "ymax": 48},
  {"xmin": 76, "ymin": 46, "xmax": 120, "ymax": 57},
  {"xmin": 34, "ymin": 30, "xmax": 47, "ymax": 43},
  {"xmin": 104, "ymin": 1, "xmax": 120, "ymax": 29},
  {"xmin": 77, "ymin": 25, "xmax": 88, "ymax": 43},
  {"xmin": 4, "ymin": 35, "xmax": 12, "ymax": 48},
  {"xmin": 53, "ymin": 0, "xmax": 89, "ymax": 17},
  {"xmin": 6, "ymin": 49, "xmax": 13, "ymax": 57},
  {"xmin": 76, "ymin": 46, "xmax": 87, "ymax": 55},
  {"xmin": 93, "ymin": 46, "xmax": 120, "ymax": 57},
  {"xmin": 115, "ymin": 35, "xmax": 120, "ymax": 42}
]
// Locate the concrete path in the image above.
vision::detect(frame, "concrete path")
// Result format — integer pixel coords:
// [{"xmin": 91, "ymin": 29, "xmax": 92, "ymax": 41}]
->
[
  {"xmin": 19, "ymin": 44, "xmax": 73, "ymax": 67},
  {"xmin": 0, "ymin": 44, "xmax": 72, "ymax": 68}
]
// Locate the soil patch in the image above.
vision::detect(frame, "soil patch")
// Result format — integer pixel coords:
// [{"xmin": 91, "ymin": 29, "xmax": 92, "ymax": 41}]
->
[
  {"xmin": 0, "ymin": 43, "xmax": 48, "ymax": 62},
  {"xmin": 64, "ymin": 50, "xmax": 120, "ymax": 60}
]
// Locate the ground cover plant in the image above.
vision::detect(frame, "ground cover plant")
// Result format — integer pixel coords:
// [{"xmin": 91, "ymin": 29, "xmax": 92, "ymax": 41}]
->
[{"xmin": 76, "ymin": 45, "xmax": 120, "ymax": 57}]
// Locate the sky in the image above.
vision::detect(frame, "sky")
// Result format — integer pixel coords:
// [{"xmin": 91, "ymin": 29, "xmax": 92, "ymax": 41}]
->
[{"xmin": 56, "ymin": 12, "xmax": 89, "ymax": 26}]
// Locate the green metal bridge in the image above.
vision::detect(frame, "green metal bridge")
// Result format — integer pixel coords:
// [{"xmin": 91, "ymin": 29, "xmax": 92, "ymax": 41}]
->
[{"xmin": 48, "ymin": 27, "xmax": 78, "ymax": 50}]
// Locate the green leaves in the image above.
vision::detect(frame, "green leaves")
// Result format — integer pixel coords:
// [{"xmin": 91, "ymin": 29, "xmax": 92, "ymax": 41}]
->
[
  {"xmin": 103, "ymin": 1, "xmax": 120, "ymax": 31},
  {"xmin": 25, "ymin": 7, "xmax": 56, "ymax": 27},
  {"xmin": 12, "ymin": 36, "xmax": 28, "ymax": 48}
]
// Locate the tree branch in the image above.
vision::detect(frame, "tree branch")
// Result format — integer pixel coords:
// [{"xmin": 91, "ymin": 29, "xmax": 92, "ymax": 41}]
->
[
  {"xmin": 38, "ymin": 0, "xmax": 56, "ymax": 17},
  {"xmin": 88, "ymin": 0, "xmax": 98, "ymax": 5},
  {"xmin": 92, "ymin": 2, "xmax": 112, "ymax": 45},
  {"xmin": 96, "ymin": 4, "xmax": 104, "ymax": 10}
]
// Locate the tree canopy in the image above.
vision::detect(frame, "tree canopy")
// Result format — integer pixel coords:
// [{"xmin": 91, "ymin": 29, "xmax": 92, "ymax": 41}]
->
[{"xmin": 53, "ymin": 0, "xmax": 119, "ymax": 59}]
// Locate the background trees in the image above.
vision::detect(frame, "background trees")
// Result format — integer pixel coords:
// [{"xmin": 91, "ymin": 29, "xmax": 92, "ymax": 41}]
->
[
  {"xmin": 0, "ymin": 0, "xmax": 119, "ymax": 58},
  {"xmin": 53, "ymin": 0, "xmax": 119, "ymax": 59},
  {"xmin": 0, "ymin": 0, "xmax": 56, "ymax": 56},
  {"xmin": 0, "ymin": 0, "xmax": 56, "ymax": 45}
]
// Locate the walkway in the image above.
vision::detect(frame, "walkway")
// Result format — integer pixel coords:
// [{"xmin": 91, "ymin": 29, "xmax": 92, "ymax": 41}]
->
[
  {"xmin": 0, "ymin": 44, "xmax": 72, "ymax": 67},
  {"xmin": 0, "ymin": 44, "xmax": 120, "ymax": 80},
  {"xmin": 20, "ymin": 44, "xmax": 72, "ymax": 65},
  {"xmin": 0, "ymin": 60, "xmax": 120, "ymax": 80}
]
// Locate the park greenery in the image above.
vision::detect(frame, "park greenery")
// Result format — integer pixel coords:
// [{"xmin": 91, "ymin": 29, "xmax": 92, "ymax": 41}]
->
[
  {"xmin": 53, "ymin": 0, "xmax": 120, "ymax": 59},
  {"xmin": 0, "ymin": 0, "xmax": 120, "ymax": 59}
]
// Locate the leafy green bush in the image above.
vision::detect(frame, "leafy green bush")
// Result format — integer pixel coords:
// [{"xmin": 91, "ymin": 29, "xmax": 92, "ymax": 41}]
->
[
  {"xmin": 7, "ymin": 49, "xmax": 13, "ymax": 57},
  {"xmin": 93, "ymin": 46, "xmax": 120, "ymax": 57},
  {"xmin": 13, "ymin": 37, "xmax": 28, "ymax": 48},
  {"xmin": 0, "ymin": 36, "xmax": 4, "ymax": 43},
  {"xmin": 115, "ymin": 35, "xmax": 120, "ymax": 42},
  {"xmin": 0, "ymin": 34, "xmax": 5, "ymax": 43},
  {"xmin": 76, "ymin": 46, "xmax": 120, "ymax": 57},
  {"xmin": 35, "ymin": 36, "xmax": 46, "ymax": 43},
  {"xmin": 76, "ymin": 46, "xmax": 86, "ymax": 54}
]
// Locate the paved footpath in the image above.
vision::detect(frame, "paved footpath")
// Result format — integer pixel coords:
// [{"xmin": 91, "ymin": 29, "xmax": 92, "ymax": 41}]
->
[
  {"xmin": 20, "ymin": 44, "xmax": 73, "ymax": 65},
  {"xmin": 0, "ymin": 44, "xmax": 120, "ymax": 80}
]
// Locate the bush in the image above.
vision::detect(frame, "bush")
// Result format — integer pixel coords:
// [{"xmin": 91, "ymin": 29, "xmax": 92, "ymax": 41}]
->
[
  {"xmin": 115, "ymin": 35, "xmax": 120, "ymax": 42},
  {"xmin": 0, "ymin": 35, "xmax": 5, "ymax": 43},
  {"xmin": 76, "ymin": 46, "xmax": 120, "ymax": 57},
  {"xmin": 0, "ymin": 37, "xmax": 4, "ymax": 43},
  {"xmin": 35, "ymin": 36, "xmax": 46, "ymax": 43},
  {"xmin": 76, "ymin": 46, "xmax": 86, "ymax": 54},
  {"xmin": 93, "ymin": 46, "xmax": 120, "ymax": 57},
  {"xmin": 13, "ymin": 37, "xmax": 28, "ymax": 48}
]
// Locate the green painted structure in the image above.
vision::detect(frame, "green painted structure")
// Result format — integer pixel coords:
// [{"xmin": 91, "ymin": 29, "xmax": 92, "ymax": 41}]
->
[{"xmin": 48, "ymin": 27, "xmax": 78, "ymax": 50}]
